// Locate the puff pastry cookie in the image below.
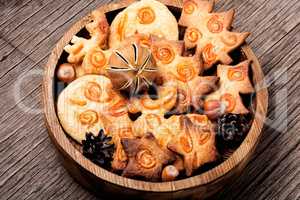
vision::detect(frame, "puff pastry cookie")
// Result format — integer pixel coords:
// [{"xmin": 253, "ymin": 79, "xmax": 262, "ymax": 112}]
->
[
  {"xmin": 179, "ymin": 0, "xmax": 250, "ymax": 69},
  {"xmin": 109, "ymin": 0, "xmax": 179, "ymax": 48}
]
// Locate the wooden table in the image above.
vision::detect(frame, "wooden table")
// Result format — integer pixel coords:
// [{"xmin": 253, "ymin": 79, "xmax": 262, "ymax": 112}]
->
[{"xmin": 0, "ymin": 0, "xmax": 299, "ymax": 199}]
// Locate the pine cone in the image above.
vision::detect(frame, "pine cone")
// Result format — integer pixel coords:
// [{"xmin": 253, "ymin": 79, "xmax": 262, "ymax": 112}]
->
[
  {"xmin": 82, "ymin": 129, "xmax": 115, "ymax": 168},
  {"xmin": 217, "ymin": 114, "xmax": 251, "ymax": 147}
]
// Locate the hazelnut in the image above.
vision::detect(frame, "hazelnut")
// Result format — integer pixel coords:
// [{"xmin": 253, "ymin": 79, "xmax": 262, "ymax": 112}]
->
[
  {"xmin": 57, "ymin": 63, "xmax": 76, "ymax": 83},
  {"xmin": 203, "ymin": 100, "xmax": 222, "ymax": 119},
  {"xmin": 162, "ymin": 165, "xmax": 179, "ymax": 182}
]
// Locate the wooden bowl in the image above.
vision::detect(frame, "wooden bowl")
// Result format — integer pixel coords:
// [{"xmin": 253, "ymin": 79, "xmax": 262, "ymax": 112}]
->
[{"xmin": 43, "ymin": 0, "xmax": 268, "ymax": 199}]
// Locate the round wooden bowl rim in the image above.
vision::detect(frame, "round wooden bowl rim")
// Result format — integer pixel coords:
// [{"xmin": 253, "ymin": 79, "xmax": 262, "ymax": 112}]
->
[{"xmin": 43, "ymin": 0, "xmax": 268, "ymax": 192}]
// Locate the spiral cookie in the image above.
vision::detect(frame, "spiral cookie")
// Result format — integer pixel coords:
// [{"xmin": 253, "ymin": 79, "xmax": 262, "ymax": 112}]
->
[
  {"xmin": 121, "ymin": 133, "xmax": 175, "ymax": 180},
  {"xmin": 150, "ymin": 37, "xmax": 219, "ymax": 112},
  {"xmin": 167, "ymin": 115, "xmax": 217, "ymax": 176},
  {"xmin": 81, "ymin": 47, "xmax": 112, "ymax": 75}
]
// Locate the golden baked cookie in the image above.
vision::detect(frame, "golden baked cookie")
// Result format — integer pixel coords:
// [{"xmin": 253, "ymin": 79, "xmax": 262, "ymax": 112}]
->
[
  {"xmin": 204, "ymin": 60, "xmax": 254, "ymax": 118},
  {"xmin": 109, "ymin": 0, "xmax": 179, "ymax": 48},
  {"xmin": 121, "ymin": 133, "xmax": 175, "ymax": 181},
  {"xmin": 57, "ymin": 75, "xmax": 134, "ymax": 170},
  {"xmin": 81, "ymin": 47, "xmax": 112, "ymax": 75},
  {"xmin": 150, "ymin": 37, "xmax": 219, "ymax": 112},
  {"xmin": 57, "ymin": 75, "xmax": 113, "ymax": 143},
  {"xmin": 167, "ymin": 115, "xmax": 217, "ymax": 176},
  {"xmin": 179, "ymin": 0, "xmax": 250, "ymax": 69},
  {"xmin": 130, "ymin": 81, "xmax": 177, "ymax": 137},
  {"xmin": 64, "ymin": 11, "xmax": 109, "ymax": 64}
]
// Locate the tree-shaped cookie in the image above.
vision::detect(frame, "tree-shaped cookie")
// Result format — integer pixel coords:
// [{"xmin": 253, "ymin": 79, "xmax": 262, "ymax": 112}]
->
[
  {"xmin": 174, "ymin": 75, "xmax": 219, "ymax": 113},
  {"xmin": 204, "ymin": 60, "xmax": 254, "ymax": 119},
  {"xmin": 167, "ymin": 115, "xmax": 217, "ymax": 176},
  {"xmin": 64, "ymin": 10, "xmax": 109, "ymax": 64},
  {"xmin": 151, "ymin": 114, "xmax": 208, "ymax": 178},
  {"xmin": 121, "ymin": 133, "xmax": 175, "ymax": 181},
  {"xmin": 179, "ymin": 0, "xmax": 250, "ymax": 69}
]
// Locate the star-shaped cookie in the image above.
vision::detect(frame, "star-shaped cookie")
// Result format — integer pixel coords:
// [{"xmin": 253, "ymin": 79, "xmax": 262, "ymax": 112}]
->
[
  {"xmin": 179, "ymin": 0, "xmax": 250, "ymax": 69},
  {"xmin": 204, "ymin": 60, "xmax": 254, "ymax": 118},
  {"xmin": 121, "ymin": 133, "xmax": 175, "ymax": 181}
]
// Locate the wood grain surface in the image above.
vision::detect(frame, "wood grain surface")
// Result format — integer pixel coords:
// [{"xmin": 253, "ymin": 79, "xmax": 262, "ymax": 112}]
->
[{"xmin": 0, "ymin": 0, "xmax": 299, "ymax": 199}]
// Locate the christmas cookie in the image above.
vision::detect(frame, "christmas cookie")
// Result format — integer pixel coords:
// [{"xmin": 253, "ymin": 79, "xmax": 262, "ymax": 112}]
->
[
  {"xmin": 204, "ymin": 60, "xmax": 254, "ymax": 118},
  {"xmin": 179, "ymin": 0, "xmax": 250, "ymax": 69},
  {"xmin": 64, "ymin": 11, "xmax": 109, "ymax": 64},
  {"xmin": 121, "ymin": 133, "xmax": 175, "ymax": 180},
  {"xmin": 167, "ymin": 115, "xmax": 217, "ymax": 176},
  {"xmin": 109, "ymin": 0, "xmax": 179, "ymax": 48}
]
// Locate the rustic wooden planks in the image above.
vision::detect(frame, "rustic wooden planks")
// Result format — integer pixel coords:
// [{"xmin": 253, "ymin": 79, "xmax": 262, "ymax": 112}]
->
[{"xmin": 0, "ymin": 0, "xmax": 299, "ymax": 199}]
